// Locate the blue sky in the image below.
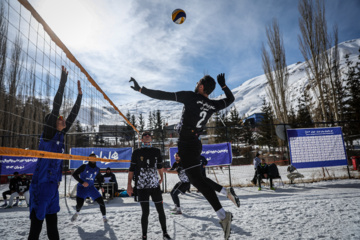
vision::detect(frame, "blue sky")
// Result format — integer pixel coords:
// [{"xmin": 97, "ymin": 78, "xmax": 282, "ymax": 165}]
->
[{"xmin": 28, "ymin": 0, "xmax": 360, "ymax": 106}]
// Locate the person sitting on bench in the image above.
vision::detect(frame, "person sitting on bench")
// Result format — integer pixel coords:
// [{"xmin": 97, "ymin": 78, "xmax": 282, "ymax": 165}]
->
[{"xmin": 257, "ymin": 159, "xmax": 275, "ymax": 191}]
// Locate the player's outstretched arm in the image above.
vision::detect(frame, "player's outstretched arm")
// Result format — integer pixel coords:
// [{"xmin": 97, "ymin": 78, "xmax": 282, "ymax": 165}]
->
[
  {"xmin": 43, "ymin": 66, "xmax": 68, "ymax": 139},
  {"xmin": 64, "ymin": 80, "xmax": 83, "ymax": 133},
  {"xmin": 129, "ymin": 77, "xmax": 179, "ymax": 102}
]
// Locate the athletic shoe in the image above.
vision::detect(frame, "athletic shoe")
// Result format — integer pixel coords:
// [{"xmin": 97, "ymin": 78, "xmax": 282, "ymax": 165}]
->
[
  {"xmin": 1, "ymin": 203, "xmax": 7, "ymax": 207},
  {"xmin": 258, "ymin": 187, "xmax": 261, "ymax": 191},
  {"xmin": 13, "ymin": 202, "xmax": 18, "ymax": 207},
  {"xmin": 4, "ymin": 205, "xmax": 12, "ymax": 209},
  {"xmin": 171, "ymin": 210, "xmax": 182, "ymax": 215},
  {"xmin": 142, "ymin": 236, "xmax": 147, "ymax": 239},
  {"xmin": 219, "ymin": 212, "xmax": 233, "ymax": 240},
  {"xmin": 270, "ymin": 187, "xmax": 276, "ymax": 191},
  {"xmin": 71, "ymin": 213, "xmax": 78, "ymax": 222},
  {"xmin": 163, "ymin": 233, "xmax": 172, "ymax": 240},
  {"xmin": 103, "ymin": 216, "xmax": 108, "ymax": 223},
  {"xmin": 170, "ymin": 207, "xmax": 177, "ymax": 212},
  {"xmin": 226, "ymin": 187, "xmax": 240, "ymax": 208}
]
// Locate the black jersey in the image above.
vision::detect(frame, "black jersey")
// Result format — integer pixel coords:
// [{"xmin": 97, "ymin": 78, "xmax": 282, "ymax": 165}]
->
[
  {"xmin": 141, "ymin": 87, "xmax": 234, "ymax": 134},
  {"xmin": 17, "ymin": 178, "xmax": 30, "ymax": 193},
  {"xmin": 129, "ymin": 147, "xmax": 163, "ymax": 189},
  {"xmin": 170, "ymin": 162, "xmax": 189, "ymax": 183}
]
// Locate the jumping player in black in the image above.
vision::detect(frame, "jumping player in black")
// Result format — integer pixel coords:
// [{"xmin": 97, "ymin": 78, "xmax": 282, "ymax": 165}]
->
[
  {"xmin": 127, "ymin": 132, "xmax": 171, "ymax": 240},
  {"xmin": 129, "ymin": 73, "xmax": 240, "ymax": 239}
]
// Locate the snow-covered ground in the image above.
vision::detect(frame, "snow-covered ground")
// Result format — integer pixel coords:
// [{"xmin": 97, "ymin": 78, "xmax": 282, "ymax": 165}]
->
[{"xmin": 0, "ymin": 166, "xmax": 360, "ymax": 240}]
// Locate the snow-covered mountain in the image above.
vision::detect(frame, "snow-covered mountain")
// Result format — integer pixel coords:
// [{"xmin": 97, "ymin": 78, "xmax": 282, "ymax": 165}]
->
[{"xmin": 77, "ymin": 38, "xmax": 360, "ymax": 128}]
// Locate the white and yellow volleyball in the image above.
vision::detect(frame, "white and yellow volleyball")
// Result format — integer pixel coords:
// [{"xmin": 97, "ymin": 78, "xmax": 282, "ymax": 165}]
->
[{"xmin": 172, "ymin": 9, "xmax": 186, "ymax": 24}]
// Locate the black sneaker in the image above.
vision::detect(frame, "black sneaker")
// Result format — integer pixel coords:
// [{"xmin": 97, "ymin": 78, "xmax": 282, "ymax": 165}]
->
[
  {"xmin": 163, "ymin": 233, "xmax": 172, "ymax": 240},
  {"xmin": 226, "ymin": 187, "xmax": 240, "ymax": 208}
]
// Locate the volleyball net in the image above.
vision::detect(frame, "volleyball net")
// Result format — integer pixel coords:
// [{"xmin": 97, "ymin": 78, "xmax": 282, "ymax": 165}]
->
[{"xmin": 0, "ymin": 0, "xmax": 137, "ymax": 163}]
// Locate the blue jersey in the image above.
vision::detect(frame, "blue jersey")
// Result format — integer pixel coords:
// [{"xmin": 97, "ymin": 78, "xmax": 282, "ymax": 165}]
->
[
  {"xmin": 78, "ymin": 164, "xmax": 100, "ymax": 187},
  {"xmin": 32, "ymin": 132, "xmax": 64, "ymax": 184}
]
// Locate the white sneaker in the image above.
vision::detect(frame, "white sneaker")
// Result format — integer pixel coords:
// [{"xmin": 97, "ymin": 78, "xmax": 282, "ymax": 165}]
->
[
  {"xmin": 103, "ymin": 216, "xmax": 108, "ymax": 223},
  {"xmin": 170, "ymin": 207, "xmax": 177, "ymax": 212},
  {"xmin": 171, "ymin": 209, "xmax": 182, "ymax": 215},
  {"xmin": 71, "ymin": 213, "xmax": 78, "ymax": 222},
  {"xmin": 226, "ymin": 187, "xmax": 240, "ymax": 208},
  {"xmin": 219, "ymin": 212, "xmax": 233, "ymax": 240}
]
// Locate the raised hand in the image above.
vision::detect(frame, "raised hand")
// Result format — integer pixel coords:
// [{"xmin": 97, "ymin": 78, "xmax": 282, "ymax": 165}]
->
[
  {"xmin": 129, "ymin": 77, "xmax": 141, "ymax": 91},
  {"xmin": 77, "ymin": 80, "xmax": 82, "ymax": 95},
  {"xmin": 60, "ymin": 65, "xmax": 68, "ymax": 84},
  {"xmin": 217, "ymin": 73, "xmax": 226, "ymax": 88}
]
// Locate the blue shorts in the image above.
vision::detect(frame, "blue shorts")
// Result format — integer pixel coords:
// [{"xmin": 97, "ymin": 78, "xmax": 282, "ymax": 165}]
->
[
  {"xmin": 77, "ymin": 184, "xmax": 101, "ymax": 200},
  {"xmin": 29, "ymin": 182, "xmax": 60, "ymax": 221}
]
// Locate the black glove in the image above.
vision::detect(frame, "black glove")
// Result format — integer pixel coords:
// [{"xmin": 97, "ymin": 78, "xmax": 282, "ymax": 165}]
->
[
  {"xmin": 217, "ymin": 73, "xmax": 226, "ymax": 88},
  {"xmin": 129, "ymin": 77, "xmax": 141, "ymax": 91}
]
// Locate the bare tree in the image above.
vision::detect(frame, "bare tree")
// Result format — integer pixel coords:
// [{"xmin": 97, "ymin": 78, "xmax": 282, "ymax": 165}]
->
[
  {"xmin": 298, "ymin": 0, "xmax": 336, "ymax": 122},
  {"xmin": 262, "ymin": 18, "xmax": 289, "ymax": 123},
  {"xmin": 0, "ymin": 2, "xmax": 8, "ymax": 146},
  {"xmin": 4, "ymin": 35, "xmax": 24, "ymax": 147}
]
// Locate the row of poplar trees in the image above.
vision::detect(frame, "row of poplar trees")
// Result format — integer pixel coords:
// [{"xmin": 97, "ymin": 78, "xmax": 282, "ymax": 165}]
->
[{"xmin": 261, "ymin": 0, "xmax": 360, "ymax": 149}]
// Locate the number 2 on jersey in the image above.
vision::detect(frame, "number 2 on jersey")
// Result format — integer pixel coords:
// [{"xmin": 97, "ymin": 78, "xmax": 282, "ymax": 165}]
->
[{"xmin": 196, "ymin": 111, "xmax": 207, "ymax": 128}]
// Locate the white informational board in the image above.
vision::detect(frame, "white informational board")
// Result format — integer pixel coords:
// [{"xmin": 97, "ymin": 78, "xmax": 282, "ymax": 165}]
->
[{"xmin": 287, "ymin": 127, "xmax": 348, "ymax": 168}]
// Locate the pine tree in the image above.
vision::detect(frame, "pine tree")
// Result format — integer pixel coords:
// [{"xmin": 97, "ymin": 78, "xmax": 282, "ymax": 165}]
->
[
  {"xmin": 138, "ymin": 113, "xmax": 145, "ymax": 132},
  {"xmin": 148, "ymin": 110, "xmax": 153, "ymax": 129},
  {"xmin": 214, "ymin": 110, "xmax": 228, "ymax": 143},
  {"xmin": 296, "ymin": 91, "xmax": 314, "ymax": 128},
  {"xmin": 153, "ymin": 110, "xmax": 163, "ymax": 141},
  {"xmin": 257, "ymin": 99, "xmax": 277, "ymax": 150},
  {"xmin": 227, "ymin": 107, "xmax": 242, "ymax": 145},
  {"xmin": 343, "ymin": 51, "xmax": 360, "ymax": 145}
]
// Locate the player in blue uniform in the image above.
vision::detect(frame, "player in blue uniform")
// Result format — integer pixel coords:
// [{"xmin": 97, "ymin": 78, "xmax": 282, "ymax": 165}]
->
[
  {"xmin": 28, "ymin": 66, "xmax": 82, "ymax": 240},
  {"xmin": 71, "ymin": 153, "xmax": 107, "ymax": 222}
]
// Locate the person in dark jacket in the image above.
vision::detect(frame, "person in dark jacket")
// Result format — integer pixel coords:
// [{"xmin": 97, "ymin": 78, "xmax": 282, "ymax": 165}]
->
[
  {"xmin": 28, "ymin": 66, "xmax": 82, "ymax": 240},
  {"xmin": 6, "ymin": 174, "xmax": 31, "ymax": 208},
  {"xmin": 127, "ymin": 132, "xmax": 171, "ymax": 240},
  {"xmin": 102, "ymin": 167, "xmax": 118, "ymax": 198},
  {"xmin": 1, "ymin": 172, "xmax": 20, "ymax": 207},
  {"xmin": 71, "ymin": 153, "xmax": 107, "ymax": 223},
  {"xmin": 257, "ymin": 159, "xmax": 275, "ymax": 191},
  {"xmin": 251, "ymin": 153, "xmax": 261, "ymax": 185}
]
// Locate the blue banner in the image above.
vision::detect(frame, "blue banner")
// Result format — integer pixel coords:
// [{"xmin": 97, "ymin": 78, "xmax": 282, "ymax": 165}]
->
[
  {"xmin": 0, "ymin": 156, "xmax": 38, "ymax": 175},
  {"xmin": 169, "ymin": 142, "xmax": 232, "ymax": 166},
  {"xmin": 287, "ymin": 127, "xmax": 348, "ymax": 168},
  {"xmin": 69, "ymin": 147, "xmax": 132, "ymax": 169}
]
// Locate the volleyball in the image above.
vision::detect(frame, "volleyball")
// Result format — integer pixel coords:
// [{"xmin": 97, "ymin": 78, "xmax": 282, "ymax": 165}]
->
[{"xmin": 172, "ymin": 9, "xmax": 186, "ymax": 24}]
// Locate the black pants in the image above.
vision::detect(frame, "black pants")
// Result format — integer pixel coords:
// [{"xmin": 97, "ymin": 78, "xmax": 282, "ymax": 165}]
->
[
  {"xmin": 257, "ymin": 174, "xmax": 273, "ymax": 188},
  {"xmin": 178, "ymin": 135, "xmax": 223, "ymax": 212},
  {"xmin": 76, "ymin": 196, "xmax": 106, "ymax": 216},
  {"xmin": 28, "ymin": 210, "xmax": 59, "ymax": 240},
  {"xmin": 2, "ymin": 190, "xmax": 19, "ymax": 201},
  {"xmin": 140, "ymin": 201, "xmax": 167, "ymax": 237},
  {"xmin": 252, "ymin": 170, "xmax": 258, "ymax": 183},
  {"xmin": 170, "ymin": 182, "xmax": 190, "ymax": 208}
]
